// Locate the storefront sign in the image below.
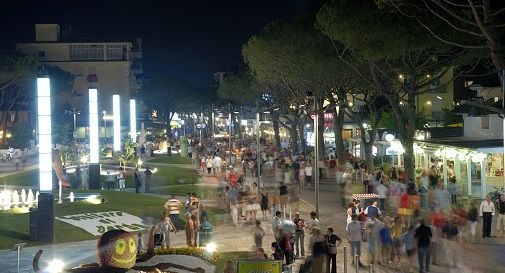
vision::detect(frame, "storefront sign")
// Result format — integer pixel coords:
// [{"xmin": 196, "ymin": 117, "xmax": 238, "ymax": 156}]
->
[
  {"xmin": 236, "ymin": 260, "xmax": 282, "ymax": 273},
  {"xmin": 56, "ymin": 211, "xmax": 150, "ymax": 236}
]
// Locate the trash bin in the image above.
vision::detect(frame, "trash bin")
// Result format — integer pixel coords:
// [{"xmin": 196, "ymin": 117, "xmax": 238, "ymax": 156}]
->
[
  {"xmin": 198, "ymin": 220, "xmax": 213, "ymax": 247},
  {"xmin": 29, "ymin": 207, "xmax": 38, "ymax": 241}
]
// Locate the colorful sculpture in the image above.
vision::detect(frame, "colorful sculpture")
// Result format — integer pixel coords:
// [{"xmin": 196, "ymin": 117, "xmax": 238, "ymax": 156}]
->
[{"xmin": 33, "ymin": 227, "xmax": 205, "ymax": 273}]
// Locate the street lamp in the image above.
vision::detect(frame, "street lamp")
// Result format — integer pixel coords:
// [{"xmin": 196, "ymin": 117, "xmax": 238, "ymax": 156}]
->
[
  {"xmin": 102, "ymin": 111, "xmax": 107, "ymax": 143},
  {"xmin": 89, "ymin": 88, "xmax": 100, "ymax": 189},
  {"xmin": 63, "ymin": 108, "xmax": 81, "ymax": 137},
  {"xmin": 228, "ymin": 103, "xmax": 232, "ymax": 164},
  {"xmin": 306, "ymin": 91, "xmax": 320, "ymax": 217},
  {"xmin": 112, "ymin": 94, "xmax": 121, "ymax": 152},
  {"xmin": 35, "ymin": 76, "xmax": 55, "ymax": 243},
  {"xmin": 130, "ymin": 99, "xmax": 136, "ymax": 142}
]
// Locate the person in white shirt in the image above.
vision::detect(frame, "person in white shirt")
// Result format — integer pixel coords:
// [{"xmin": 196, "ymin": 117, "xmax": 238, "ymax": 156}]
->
[
  {"xmin": 272, "ymin": 211, "xmax": 283, "ymax": 240},
  {"xmin": 304, "ymin": 162, "xmax": 313, "ymax": 187},
  {"xmin": 212, "ymin": 156, "xmax": 223, "ymax": 175},
  {"xmin": 376, "ymin": 181, "xmax": 388, "ymax": 210},
  {"xmin": 480, "ymin": 194, "xmax": 495, "ymax": 238},
  {"xmin": 306, "ymin": 211, "xmax": 320, "ymax": 230}
]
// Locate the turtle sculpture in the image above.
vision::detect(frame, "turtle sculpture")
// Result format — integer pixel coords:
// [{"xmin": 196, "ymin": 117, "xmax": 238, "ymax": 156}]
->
[{"xmin": 33, "ymin": 227, "xmax": 205, "ymax": 273}]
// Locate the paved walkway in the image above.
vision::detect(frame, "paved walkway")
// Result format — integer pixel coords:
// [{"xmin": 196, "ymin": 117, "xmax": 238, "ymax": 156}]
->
[
  {"xmin": 0, "ymin": 154, "xmax": 38, "ymax": 178},
  {"xmin": 1, "ymin": 174, "xmax": 504, "ymax": 272}
]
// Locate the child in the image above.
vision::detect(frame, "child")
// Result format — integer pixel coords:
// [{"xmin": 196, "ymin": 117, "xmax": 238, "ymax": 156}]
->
[
  {"xmin": 137, "ymin": 232, "xmax": 143, "ymax": 254},
  {"xmin": 252, "ymin": 220, "xmax": 266, "ymax": 248}
]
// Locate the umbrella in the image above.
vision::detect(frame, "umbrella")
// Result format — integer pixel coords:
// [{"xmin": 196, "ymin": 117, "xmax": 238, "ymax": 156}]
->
[{"xmin": 280, "ymin": 220, "xmax": 296, "ymax": 233}]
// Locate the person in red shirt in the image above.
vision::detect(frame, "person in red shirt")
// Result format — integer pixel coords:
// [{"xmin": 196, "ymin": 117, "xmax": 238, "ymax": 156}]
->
[
  {"xmin": 328, "ymin": 156, "xmax": 336, "ymax": 178},
  {"xmin": 229, "ymin": 169, "xmax": 238, "ymax": 186}
]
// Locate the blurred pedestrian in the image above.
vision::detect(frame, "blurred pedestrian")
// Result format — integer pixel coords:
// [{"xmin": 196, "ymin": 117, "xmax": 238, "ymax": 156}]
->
[
  {"xmin": 164, "ymin": 194, "xmax": 181, "ymax": 231},
  {"xmin": 415, "ymin": 218, "xmax": 432, "ymax": 273},
  {"xmin": 185, "ymin": 212, "xmax": 195, "ymax": 247},
  {"xmin": 293, "ymin": 212, "xmax": 306, "ymax": 258},
  {"xmin": 496, "ymin": 194, "xmax": 505, "ymax": 237},
  {"xmin": 347, "ymin": 215, "xmax": 363, "ymax": 266},
  {"xmin": 252, "ymin": 220, "xmax": 266, "ymax": 248},
  {"xmin": 309, "ymin": 228, "xmax": 325, "ymax": 273},
  {"xmin": 325, "ymin": 226, "xmax": 342, "ymax": 273}
]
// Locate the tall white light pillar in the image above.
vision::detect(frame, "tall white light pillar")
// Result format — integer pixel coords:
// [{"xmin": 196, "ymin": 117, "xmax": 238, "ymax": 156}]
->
[
  {"xmin": 37, "ymin": 77, "xmax": 53, "ymax": 192},
  {"xmin": 113, "ymin": 94, "xmax": 121, "ymax": 151},
  {"xmin": 88, "ymin": 88, "xmax": 100, "ymax": 189},
  {"xmin": 35, "ymin": 76, "xmax": 55, "ymax": 243},
  {"xmin": 129, "ymin": 99, "xmax": 136, "ymax": 142},
  {"xmin": 89, "ymin": 89, "xmax": 99, "ymax": 163}
]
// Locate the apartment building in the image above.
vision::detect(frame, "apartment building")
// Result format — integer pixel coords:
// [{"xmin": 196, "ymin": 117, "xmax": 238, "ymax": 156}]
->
[{"xmin": 17, "ymin": 24, "xmax": 143, "ymax": 116}]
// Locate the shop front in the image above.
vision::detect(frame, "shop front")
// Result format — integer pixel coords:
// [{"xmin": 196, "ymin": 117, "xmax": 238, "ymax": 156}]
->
[{"xmin": 414, "ymin": 139, "xmax": 504, "ymax": 198}]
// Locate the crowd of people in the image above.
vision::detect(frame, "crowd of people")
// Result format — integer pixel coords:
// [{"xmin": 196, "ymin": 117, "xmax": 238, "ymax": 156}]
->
[{"xmin": 140, "ymin": 134, "xmax": 505, "ymax": 273}]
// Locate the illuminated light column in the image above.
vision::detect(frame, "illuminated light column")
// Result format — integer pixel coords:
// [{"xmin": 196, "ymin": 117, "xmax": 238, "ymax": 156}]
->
[
  {"xmin": 37, "ymin": 77, "xmax": 53, "ymax": 192},
  {"xmin": 88, "ymin": 88, "xmax": 100, "ymax": 189},
  {"xmin": 113, "ymin": 94, "xmax": 121, "ymax": 151},
  {"xmin": 35, "ymin": 76, "xmax": 55, "ymax": 243},
  {"xmin": 130, "ymin": 99, "xmax": 136, "ymax": 141},
  {"xmin": 89, "ymin": 89, "xmax": 99, "ymax": 163}
]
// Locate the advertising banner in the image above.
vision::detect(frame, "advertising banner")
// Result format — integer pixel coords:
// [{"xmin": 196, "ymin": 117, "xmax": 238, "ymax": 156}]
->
[
  {"xmin": 56, "ymin": 211, "xmax": 150, "ymax": 236},
  {"xmin": 236, "ymin": 260, "xmax": 282, "ymax": 273}
]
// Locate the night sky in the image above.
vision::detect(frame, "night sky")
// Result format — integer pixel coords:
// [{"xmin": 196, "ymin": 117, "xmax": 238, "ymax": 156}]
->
[{"xmin": 1, "ymin": 0, "xmax": 323, "ymax": 86}]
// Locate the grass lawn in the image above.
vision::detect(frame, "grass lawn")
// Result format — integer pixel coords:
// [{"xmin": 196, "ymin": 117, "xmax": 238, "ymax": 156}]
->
[
  {"xmin": 154, "ymin": 184, "xmax": 219, "ymax": 200},
  {"xmin": 0, "ymin": 169, "xmax": 38, "ymax": 187},
  {"xmin": 148, "ymin": 155, "xmax": 193, "ymax": 165},
  {"xmin": 0, "ymin": 191, "xmax": 166, "ymax": 249},
  {"xmin": 0, "ymin": 166, "xmax": 199, "ymax": 189},
  {"xmin": 0, "ymin": 190, "xmax": 227, "ymax": 250}
]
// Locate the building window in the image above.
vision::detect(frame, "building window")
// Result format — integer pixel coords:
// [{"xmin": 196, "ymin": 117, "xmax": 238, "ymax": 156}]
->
[
  {"xmin": 106, "ymin": 44, "xmax": 127, "ymax": 60},
  {"xmin": 38, "ymin": 51, "xmax": 46, "ymax": 57},
  {"xmin": 69, "ymin": 44, "xmax": 104, "ymax": 60},
  {"xmin": 482, "ymin": 115, "xmax": 489, "ymax": 129}
]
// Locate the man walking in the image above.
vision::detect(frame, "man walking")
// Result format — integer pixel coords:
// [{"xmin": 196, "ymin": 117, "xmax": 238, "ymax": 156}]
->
[
  {"xmin": 325, "ymin": 226, "xmax": 342, "ymax": 273},
  {"xmin": 292, "ymin": 212, "xmax": 306, "ymax": 258},
  {"xmin": 347, "ymin": 215, "xmax": 363, "ymax": 266},
  {"xmin": 364, "ymin": 200, "xmax": 381, "ymax": 220},
  {"xmin": 376, "ymin": 181, "xmax": 388, "ymax": 210},
  {"xmin": 496, "ymin": 194, "xmax": 505, "ymax": 237},
  {"xmin": 164, "ymin": 194, "xmax": 181, "ymax": 231},
  {"xmin": 144, "ymin": 166, "xmax": 152, "ymax": 193},
  {"xmin": 415, "ymin": 218, "xmax": 432, "ymax": 273},
  {"xmin": 479, "ymin": 194, "xmax": 495, "ymax": 238}
]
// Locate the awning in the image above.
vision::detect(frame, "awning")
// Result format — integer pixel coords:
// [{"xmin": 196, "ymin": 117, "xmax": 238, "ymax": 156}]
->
[{"xmin": 352, "ymin": 193, "xmax": 379, "ymax": 200}]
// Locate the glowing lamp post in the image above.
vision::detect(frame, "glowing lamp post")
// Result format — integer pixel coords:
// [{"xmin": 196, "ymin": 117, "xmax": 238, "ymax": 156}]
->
[
  {"xmin": 88, "ymin": 88, "xmax": 100, "ymax": 189},
  {"xmin": 113, "ymin": 95, "xmax": 121, "ymax": 152},
  {"xmin": 37, "ymin": 77, "xmax": 53, "ymax": 192},
  {"xmin": 130, "ymin": 99, "xmax": 136, "ymax": 142},
  {"xmin": 35, "ymin": 76, "xmax": 55, "ymax": 243}
]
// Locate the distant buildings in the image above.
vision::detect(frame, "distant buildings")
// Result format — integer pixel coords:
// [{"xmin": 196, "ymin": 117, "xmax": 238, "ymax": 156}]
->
[{"xmin": 17, "ymin": 24, "xmax": 143, "ymax": 116}]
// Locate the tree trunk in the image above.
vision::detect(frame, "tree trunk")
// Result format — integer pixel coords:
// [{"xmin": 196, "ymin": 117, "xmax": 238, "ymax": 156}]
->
[
  {"xmin": 332, "ymin": 106, "xmax": 346, "ymax": 165},
  {"xmin": 232, "ymin": 113, "xmax": 240, "ymax": 137},
  {"xmin": 362, "ymin": 140, "xmax": 375, "ymax": 174},
  {"xmin": 289, "ymin": 125, "xmax": 299, "ymax": 155},
  {"xmin": 298, "ymin": 119, "xmax": 306, "ymax": 154},
  {"xmin": 271, "ymin": 112, "xmax": 282, "ymax": 151}
]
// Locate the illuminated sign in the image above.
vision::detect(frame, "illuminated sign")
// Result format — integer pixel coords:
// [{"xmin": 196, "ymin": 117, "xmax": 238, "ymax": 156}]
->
[{"xmin": 236, "ymin": 260, "xmax": 282, "ymax": 273}]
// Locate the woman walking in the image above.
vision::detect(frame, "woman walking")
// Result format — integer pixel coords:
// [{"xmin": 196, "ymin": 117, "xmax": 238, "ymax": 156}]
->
[{"xmin": 309, "ymin": 228, "xmax": 325, "ymax": 273}]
